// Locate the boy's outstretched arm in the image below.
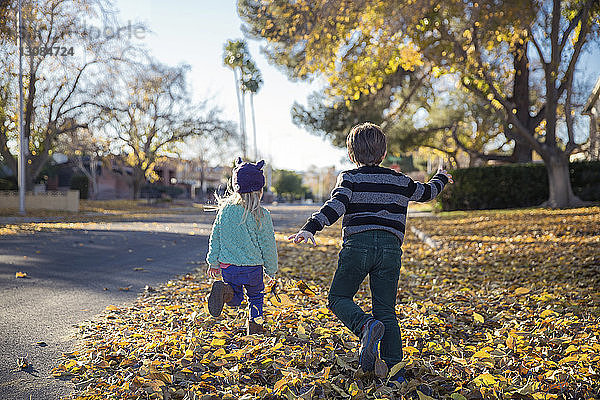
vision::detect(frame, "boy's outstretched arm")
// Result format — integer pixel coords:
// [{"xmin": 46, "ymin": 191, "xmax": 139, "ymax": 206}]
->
[
  {"xmin": 408, "ymin": 166, "xmax": 453, "ymax": 202},
  {"xmin": 288, "ymin": 172, "xmax": 352, "ymax": 245}
]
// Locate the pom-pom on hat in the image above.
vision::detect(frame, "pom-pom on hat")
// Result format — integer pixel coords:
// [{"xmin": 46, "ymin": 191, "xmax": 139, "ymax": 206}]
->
[{"xmin": 232, "ymin": 157, "xmax": 266, "ymax": 193}]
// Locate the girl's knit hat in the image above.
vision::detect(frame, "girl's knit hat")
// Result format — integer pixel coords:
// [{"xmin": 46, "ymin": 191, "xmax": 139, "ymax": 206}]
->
[{"xmin": 232, "ymin": 157, "xmax": 265, "ymax": 193}]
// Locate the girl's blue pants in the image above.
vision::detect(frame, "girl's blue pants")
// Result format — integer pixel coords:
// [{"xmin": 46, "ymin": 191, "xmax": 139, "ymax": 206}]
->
[{"xmin": 221, "ymin": 264, "xmax": 264, "ymax": 320}]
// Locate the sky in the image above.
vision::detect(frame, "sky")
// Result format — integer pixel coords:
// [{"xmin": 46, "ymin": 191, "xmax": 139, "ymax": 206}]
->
[
  {"xmin": 110, "ymin": 0, "xmax": 351, "ymax": 172},
  {"xmin": 109, "ymin": 0, "xmax": 600, "ymax": 172}
]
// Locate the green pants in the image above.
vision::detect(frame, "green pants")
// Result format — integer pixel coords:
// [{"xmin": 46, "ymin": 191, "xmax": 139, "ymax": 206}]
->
[{"xmin": 328, "ymin": 229, "xmax": 403, "ymax": 368}]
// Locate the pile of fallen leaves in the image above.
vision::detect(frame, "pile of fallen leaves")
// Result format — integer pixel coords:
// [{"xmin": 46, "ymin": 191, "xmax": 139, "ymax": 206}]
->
[{"xmin": 53, "ymin": 207, "xmax": 600, "ymax": 400}]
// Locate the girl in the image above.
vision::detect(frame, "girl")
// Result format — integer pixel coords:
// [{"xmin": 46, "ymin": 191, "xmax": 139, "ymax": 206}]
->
[{"xmin": 206, "ymin": 158, "xmax": 278, "ymax": 334}]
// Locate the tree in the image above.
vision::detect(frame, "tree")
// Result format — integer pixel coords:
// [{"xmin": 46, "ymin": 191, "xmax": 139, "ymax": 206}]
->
[
  {"xmin": 98, "ymin": 62, "xmax": 234, "ymax": 199},
  {"xmin": 56, "ymin": 126, "xmax": 111, "ymax": 199},
  {"xmin": 239, "ymin": 0, "xmax": 600, "ymax": 207},
  {"xmin": 187, "ymin": 133, "xmax": 238, "ymax": 201},
  {"xmin": 292, "ymin": 67, "xmax": 430, "ymax": 147},
  {"xmin": 223, "ymin": 39, "xmax": 263, "ymax": 161},
  {"xmin": 273, "ymin": 169, "xmax": 305, "ymax": 200},
  {"xmin": 223, "ymin": 40, "xmax": 250, "ymax": 158},
  {"xmin": 0, "ymin": 0, "xmax": 134, "ymax": 189},
  {"xmin": 241, "ymin": 61, "xmax": 263, "ymax": 161}
]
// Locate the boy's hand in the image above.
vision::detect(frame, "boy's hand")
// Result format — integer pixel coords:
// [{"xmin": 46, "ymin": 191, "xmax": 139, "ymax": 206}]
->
[
  {"xmin": 207, "ymin": 266, "xmax": 220, "ymax": 279},
  {"xmin": 287, "ymin": 230, "xmax": 316, "ymax": 246},
  {"xmin": 438, "ymin": 169, "xmax": 454, "ymax": 184},
  {"xmin": 437, "ymin": 161, "xmax": 454, "ymax": 184}
]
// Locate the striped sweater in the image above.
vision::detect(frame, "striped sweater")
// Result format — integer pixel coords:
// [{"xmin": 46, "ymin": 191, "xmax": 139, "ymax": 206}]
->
[{"xmin": 301, "ymin": 165, "xmax": 449, "ymax": 243}]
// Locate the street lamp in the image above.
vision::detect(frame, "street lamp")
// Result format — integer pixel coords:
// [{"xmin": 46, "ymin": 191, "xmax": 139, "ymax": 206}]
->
[{"xmin": 17, "ymin": 0, "xmax": 26, "ymax": 215}]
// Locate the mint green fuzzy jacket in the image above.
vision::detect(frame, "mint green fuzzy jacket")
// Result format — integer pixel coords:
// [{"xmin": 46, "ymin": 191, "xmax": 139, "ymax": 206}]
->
[{"xmin": 206, "ymin": 204, "xmax": 278, "ymax": 276}]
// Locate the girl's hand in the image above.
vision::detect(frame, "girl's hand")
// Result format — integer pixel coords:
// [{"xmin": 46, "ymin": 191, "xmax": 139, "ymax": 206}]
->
[
  {"xmin": 287, "ymin": 230, "xmax": 316, "ymax": 246},
  {"xmin": 207, "ymin": 266, "xmax": 221, "ymax": 279},
  {"xmin": 264, "ymin": 273, "xmax": 275, "ymax": 286}
]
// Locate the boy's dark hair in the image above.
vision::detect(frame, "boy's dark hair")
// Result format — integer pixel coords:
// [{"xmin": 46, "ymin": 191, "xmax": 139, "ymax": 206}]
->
[{"xmin": 346, "ymin": 122, "xmax": 387, "ymax": 165}]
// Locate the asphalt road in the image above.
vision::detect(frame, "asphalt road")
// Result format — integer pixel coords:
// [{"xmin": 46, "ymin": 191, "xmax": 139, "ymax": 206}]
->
[{"xmin": 0, "ymin": 205, "xmax": 318, "ymax": 400}]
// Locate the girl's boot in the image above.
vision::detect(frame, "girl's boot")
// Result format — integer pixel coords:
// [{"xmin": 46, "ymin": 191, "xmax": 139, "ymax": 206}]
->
[
  {"xmin": 208, "ymin": 281, "xmax": 234, "ymax": 317},
  {"xmin": 247, "ymin": 317, "xmax": 264, "ymax": 335}
]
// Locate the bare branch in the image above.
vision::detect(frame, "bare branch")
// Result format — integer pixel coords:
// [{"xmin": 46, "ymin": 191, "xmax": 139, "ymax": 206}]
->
[
  {"xmin": 558, "ymin": 0, "xmax": 593, "ymax": 54},
  {"xmin": 528, "ymin": 28, "xmax": 548, "ymax": 68},
  {"xmin": 556, "ymin": 0, "xmax": 593, "ymax": 98}
]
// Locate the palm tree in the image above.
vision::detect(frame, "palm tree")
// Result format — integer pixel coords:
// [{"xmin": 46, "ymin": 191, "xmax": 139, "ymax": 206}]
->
[
  {"xmin": 223, "ymin": 40, "xmax": 249, "ymax": 157},
  {"xmin": 241, "ymin": 62, "xmax": 263, "ymax": 161}
]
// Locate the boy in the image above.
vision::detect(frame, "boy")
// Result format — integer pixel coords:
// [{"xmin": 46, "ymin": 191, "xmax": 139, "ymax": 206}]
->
[{"xmin": 288, "ymin": 122, "xmax": 452, "ymax": 381}]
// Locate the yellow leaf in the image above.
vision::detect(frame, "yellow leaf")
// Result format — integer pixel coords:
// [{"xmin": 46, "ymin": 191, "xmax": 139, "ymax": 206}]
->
[
  {"xmin": 541, "ymin": 309, "xmax": 557, "ymax": 318},
  {"xmin": 148, "ymin": 372, "xmax": 172, "ymax": 384},
  {"xmin": 515, "ymin": 287, "xmax": 530, "ymax": 295},
  {"xmin": 15, "ymin": 271, "xmax": 27, "ymax": 278},
  {"xmin": 472, "ymin": 349, "xmax": 492, "ymax": 359},
  {"xmin": 270, "ymin": 293, "xmax": 294, "ymax": 307},
  {"xmin": 473, "ymin": 373, "xmax": 497, "ymax": 386},
  {"xmin": 403, "ymin": 346, "xmax": 419, "ymax": 356},
  {"xmin": 210, "ymin": 338, "xmax": 226, "ymax": 346},
  {"xmin": 473, "ymin": 312, "xmax": 484, "ymax": 323},
  {"xmin": 106, "ymin": 305, "xmax": 119, "ymax": 311},
  {"xmin": 506, "ymin": 335, "xmax": 516, "ymax": 350},
  {"xmin": 564, "ymin": 344, "xmax": 578, "ymax": 354},
  {"xmin": 274, "ymin": 377, "xmax": 287, "ymax": 392},
  {"xmin": 295, "ymin": 280, "xmax": 316, "ymax": 295},
  {"xmin": 184, "ymin": 349, "xmax": 194, "ymax": 359},
  {"xmin": 388, "ymin": 360, "xmax": 408, "ymax": 378},
  {"xmin": 272, "ymin": 342, "xmax": 283, "ymax": 351},
  {"xmin": 213, "ymin": 348, "xmax": 226, "ymax": 357},
  {"xmin": 297, "ymin": 323, "xmax": 309, "ymax": 339},
  {"xmin": 559, "ymin": 355, "xmax": 578, "ymax": 364}
]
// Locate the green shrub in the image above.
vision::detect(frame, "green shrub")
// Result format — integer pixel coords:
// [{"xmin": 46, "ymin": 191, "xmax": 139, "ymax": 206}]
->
[
  {"xmin": 439, "ymin": 161, "xmax": 600, "ymax": 211},
  {"xmin": 141, "ymin": 184, "xmax": 185, "ymax": 199},
  {"xmin": 70, "ymin": 175, "xmax": 89, "ymax": 199},
  {"xmin": 0, "ymin": 177, "xmax": 17, "ymax": 190}
]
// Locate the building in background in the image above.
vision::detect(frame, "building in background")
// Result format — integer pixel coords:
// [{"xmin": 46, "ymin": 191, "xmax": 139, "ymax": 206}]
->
[
  {"xmin": 302, "ymin": 165, "xmax": 338, "ymax": 204},
  {"xmin": 39, "ymin": 155, "xmax": 230, "ymax": 201},
  {"xmin": 154, "ymin": 157, "xmax": 231, "ymax": 201}
]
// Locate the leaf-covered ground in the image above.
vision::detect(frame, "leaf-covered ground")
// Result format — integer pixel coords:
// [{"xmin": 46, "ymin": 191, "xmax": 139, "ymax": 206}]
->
[{"xmin": 53, "ymin": 207, "xmax": 600, "ymax": 400}]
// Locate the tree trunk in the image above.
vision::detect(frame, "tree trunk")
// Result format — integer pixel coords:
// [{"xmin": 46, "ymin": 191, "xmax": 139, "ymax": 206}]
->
[
  {"xmin": 250, "ymin": 93, "xmax": 257, "ymax": 160},
  {"xmin": 233, "ymin": 68, "xmax": 246, "ymax": 158},
  {"xmin": 89, "ymin": 160, "xmax": 98, "ymax": 200},
  {"xmin": 132, "ymin": 169, "xmax": 144, "ymax": 200},
  {"xmin": 543, "ymin": 153, "xmax": 583, "ymax": 208},
  {"xmin": 508, "ymin": 41, "xmax": 533, "ymax": 163},
  {"xmin": 512, "ymin": 140, "xmax": 532, "ymax": 163}
]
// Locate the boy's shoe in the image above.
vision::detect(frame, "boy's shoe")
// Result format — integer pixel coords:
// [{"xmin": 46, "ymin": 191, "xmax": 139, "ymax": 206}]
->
[
  {"xmin": 247, "ymin": 319, "xmax": 264, "ymax": 335},
  {"xmin": 208, "ymin": 281, "xmax": 234, "ymax": 317},
  {"xmin": 359, "ymin": 319, "xmax": 385, "ymax": 372}
]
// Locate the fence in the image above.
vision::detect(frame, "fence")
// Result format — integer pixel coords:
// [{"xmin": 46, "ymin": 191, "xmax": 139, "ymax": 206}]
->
[{"xmin": 0, "ymin": 190, "xmax": 80, "ymax": 212}]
